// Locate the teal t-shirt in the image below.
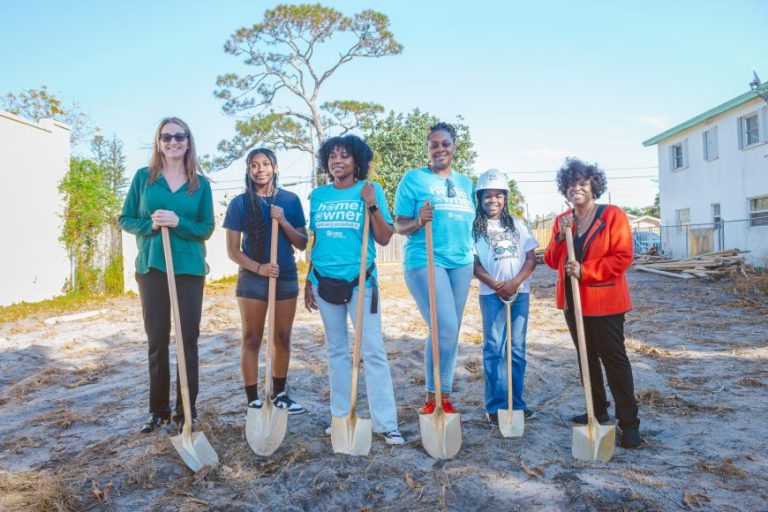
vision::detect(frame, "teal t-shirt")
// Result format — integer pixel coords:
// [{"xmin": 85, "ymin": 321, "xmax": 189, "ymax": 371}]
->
[
  {"xmin": 308, "ymin": 181, "xmax": 393, "ymax": 289},
  {"xmin": 394, "ymin": 167, "xmax": 475, "ymax": 271}
]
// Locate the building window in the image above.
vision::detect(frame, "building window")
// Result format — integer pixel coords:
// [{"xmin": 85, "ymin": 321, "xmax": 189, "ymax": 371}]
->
[
  {"xmin": 676, "ymin": 207, "xmax": 691, "ymax": 232},
  {"xmin": 712, "ymin": 203, "xmax": 721, "ymax": 228},
  {"xmin": 670, "ymin": 139, "xmax": 688, "ymax": 170},
  {"xmin": 739, "ymin": 111, "xmax": 763, "ymax": 149},
  {"xmin": 749, "ymin": 196, "xmax": 768, "ymax": 227},
  {"xmin": 703, "ymin": 127, "xmax": 718, "ymax": 160}
]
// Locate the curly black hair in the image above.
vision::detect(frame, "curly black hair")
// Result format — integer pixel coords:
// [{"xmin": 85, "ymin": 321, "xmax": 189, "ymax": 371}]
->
[
  {"xmin": 317, "ymin": 135, "xmax": 373, "ymax": 181},
  {"xmin": 428, "ymin": 122, "xmax": 457, "ymax": 142},
  {"xmin": 555, "ymin": 157, "xmax": 608, "ymax": 200}
]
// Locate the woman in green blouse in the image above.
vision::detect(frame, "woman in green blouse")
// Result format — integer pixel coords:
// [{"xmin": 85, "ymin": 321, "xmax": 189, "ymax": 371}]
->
[{"xmin": 119, "ymin": 117, "xmax": 215, "ymax": 433}]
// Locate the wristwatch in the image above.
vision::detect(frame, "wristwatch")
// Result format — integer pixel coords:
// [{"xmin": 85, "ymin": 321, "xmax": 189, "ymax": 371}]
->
[{"xmin": 367, "ymin": 204, "xmax": 379, "ymax": 214}]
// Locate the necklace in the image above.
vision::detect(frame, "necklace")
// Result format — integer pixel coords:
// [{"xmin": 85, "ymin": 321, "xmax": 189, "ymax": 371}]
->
[{"xmin": 574, "ymin": 203, "xmax": 597, "ymax": 237}]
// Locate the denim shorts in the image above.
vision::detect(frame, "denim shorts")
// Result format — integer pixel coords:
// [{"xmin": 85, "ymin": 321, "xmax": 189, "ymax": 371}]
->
[{"xmin": 236, "ymin": 269, "xmax": 299, "ymax": 301}]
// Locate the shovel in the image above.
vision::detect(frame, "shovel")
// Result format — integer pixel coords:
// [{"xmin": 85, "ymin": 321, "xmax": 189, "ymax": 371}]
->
[
  {"xmin": 565, "ymin": 228, "xmax": 616, "ymax": 463},
  {"xmin": 497, "ymin": 291, "xmax": 524, "ymax": 438},
  {"xmin": 161, "ymin": 227, "xmax": 219, "ymax": 472},
  {"xmin": 419, "ymin": 213, "xmax": 462, "ymax": 460},
  {"xmin": 246, "ymin": 219, "xmax": 288, "ymax": 456},
  {"xmin": 331, "ymin": 208, "xmax": 373, "ymax": 456}
]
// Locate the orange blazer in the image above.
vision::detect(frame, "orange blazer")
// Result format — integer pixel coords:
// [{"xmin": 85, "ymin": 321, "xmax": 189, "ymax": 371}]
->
[{"xmin": 544, "ymin": 204, "xmax": 633, "ymax": 316}]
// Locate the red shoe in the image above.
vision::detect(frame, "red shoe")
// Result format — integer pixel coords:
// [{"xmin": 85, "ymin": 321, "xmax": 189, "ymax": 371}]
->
[
  {"xmin": 420, "ymin": 401, "xmax": 435, "ymax": 414},
  {"xmin": 441, "ymin": 398, "xmax": 457, "ymax": 414}
]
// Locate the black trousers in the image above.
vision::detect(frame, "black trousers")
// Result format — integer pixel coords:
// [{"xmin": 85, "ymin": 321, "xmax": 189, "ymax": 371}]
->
[
  {"xmin": 137, "ymin": 269, "xmax": 204, "ymax": 420},
  {"xmin": 564, "ymin": 310, "xmax": 640, "ymax": 429}
]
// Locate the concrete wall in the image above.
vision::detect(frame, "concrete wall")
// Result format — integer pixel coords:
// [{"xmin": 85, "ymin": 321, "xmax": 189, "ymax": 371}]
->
[
  {"xmin": 656, "ymin": 97, "xmax": 768, "ymax": 264},
  {"xmin": 0, "ymin": 111, "xmax": 71, "ymax": 306}
]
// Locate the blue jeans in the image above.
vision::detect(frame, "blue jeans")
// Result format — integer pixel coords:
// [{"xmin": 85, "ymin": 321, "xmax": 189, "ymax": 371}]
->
[
  {"xmin": 313, "ymin": 285, "xmax": 398, "ymax": 432},
  {"xmin": 404, "ymin": 263, "xmax": 473, "ymax": 394},
  {"xmin": 479, "ymin": 292, "xmax": 530, "ymax": 413}
]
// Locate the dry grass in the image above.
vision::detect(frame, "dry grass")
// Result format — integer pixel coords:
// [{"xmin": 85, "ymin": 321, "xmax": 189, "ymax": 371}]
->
[
  {"xmin": 635, "ymin": 388, "xmax": 734, "ymax": 415},
  {"xmin": 463, "ymin": 356, "xmax": 484, "ymax": 381},
  {"xmin": 626, "ymin": 340, "xmax": 673, "ymax": 359},
  {"xmin": 725, "ymin": 266, "xmax": 768, "ymax": 298},
  {"xmin": 34, "ymin": 404, "xmax": 91, "ymax": 430},
  {"xmin": 0, "ymin": 470, "xmax": 79, "ymax": 512},
  {"xmin": 737, "ymin": 377, "xmax": 765, "ymax": 387},
  {"xmin": 9, "ymin": 367, "xmax": 68, "ymax": 399},
  {"xmin": 696, "ymin": 458, "xmax": 749, "ymax": 480}
]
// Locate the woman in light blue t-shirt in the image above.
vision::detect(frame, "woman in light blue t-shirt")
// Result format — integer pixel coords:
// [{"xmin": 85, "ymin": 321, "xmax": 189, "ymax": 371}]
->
[
  {"xmin": 393, "ymin": 122, "xmax": 475, "ymax": 415},
  {"xmin": 304, "ymin": 134, "xmax": 404, "ymax": 445}
]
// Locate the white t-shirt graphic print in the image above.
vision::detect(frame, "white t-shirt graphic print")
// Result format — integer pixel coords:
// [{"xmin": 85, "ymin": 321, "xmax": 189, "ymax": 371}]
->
[{"xmin": 474, "ymin": 218, "xmax": 539, "ymax": 295}]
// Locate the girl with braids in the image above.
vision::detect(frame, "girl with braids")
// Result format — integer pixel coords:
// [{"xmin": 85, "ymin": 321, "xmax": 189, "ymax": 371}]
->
[
  {"xmin": 224, "ymin": 148, "xmax": 308, "ymax": 415},
  {"xmin": 394, "ymin": 122, "xmax": 475, "ymax": 414},
  {"xmin": 471, "ymin": 169, "xmax": 538, "ymax": 423}
]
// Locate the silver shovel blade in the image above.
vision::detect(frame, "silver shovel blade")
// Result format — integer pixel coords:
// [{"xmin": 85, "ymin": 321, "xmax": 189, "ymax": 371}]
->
[
  {"xmin": 497, "ymin": 408, "xmax": 525, "ymax": 438},
  {"xmin": 572, "ymin": 422, "xmax": 616, "ymax": 462},
  {"xmin": 419, "ymin": 409, "xmax": 462, "ymax": 460},
  {"xmin": 246, "ymin": 403, "xmax": 288, "ymax": 456},
  {"xmin": 331, "ymin": 415, "xmax": 372, "ymax": 456},
  {"xmin": 170, "ymin": 430, "xmax": 219, "ymax": 472}
]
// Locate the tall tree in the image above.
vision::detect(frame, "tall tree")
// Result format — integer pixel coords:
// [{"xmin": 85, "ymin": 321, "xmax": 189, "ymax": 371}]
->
[
  {"xmin": 364, "ymin": 109, "xmax": 478, "ymax": 208},
  {"xmin": 91, "ymin": 135, "xmax": 128, "ymax": 293},
  {"xmin": 211, "ymin": 4, "xmax": 402, "ymax": 185},
  {"xmin": 2, "ymin": 85, "xmax": 91, "ymax": 143}
]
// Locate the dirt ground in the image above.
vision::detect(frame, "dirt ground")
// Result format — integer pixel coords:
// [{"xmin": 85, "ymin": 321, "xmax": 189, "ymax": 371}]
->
[{"xmin": 1, "ymin": 264, "xmax": 767, "ymax": 511}]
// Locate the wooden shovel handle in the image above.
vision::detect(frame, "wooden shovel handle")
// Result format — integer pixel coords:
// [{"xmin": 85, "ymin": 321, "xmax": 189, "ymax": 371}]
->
[
  {"xmin": 424, "ymin": 205, "xmax": 443, "ymax": 404},
  {"xmin": 264, "ymin": 219, "xmax": 279, "ymax": 400},
  {"xmin": 565, "ymin": 229, "xmax": 598, "ymax": 424},
  {"xmin": 350, "ymin": 208, "xmax": 370, "ymax": 414},
  {"xmin": 161, "ymin": 227, "xmax": 194, "ymax": 434}
]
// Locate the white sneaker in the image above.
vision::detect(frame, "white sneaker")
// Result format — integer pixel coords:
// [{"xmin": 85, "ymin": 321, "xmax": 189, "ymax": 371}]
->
[
  {"xmin": 324, "ymin": 426, "xmax": 332, "ymax": 435},
  {"xmin": 382, "ymin": 430, "xmax": 405, "ymax": 445}
]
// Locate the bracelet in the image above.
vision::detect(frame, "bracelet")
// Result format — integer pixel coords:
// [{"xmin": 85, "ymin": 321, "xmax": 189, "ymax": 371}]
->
[{"xmin": 416, "ymin": 217, "xmax": 423, "ymax": 228}]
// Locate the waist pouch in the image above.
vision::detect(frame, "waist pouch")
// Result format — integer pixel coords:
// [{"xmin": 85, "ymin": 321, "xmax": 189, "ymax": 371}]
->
[{"xmin": 313, "ymin": 263, "xmax": 378, "ymax": 313}]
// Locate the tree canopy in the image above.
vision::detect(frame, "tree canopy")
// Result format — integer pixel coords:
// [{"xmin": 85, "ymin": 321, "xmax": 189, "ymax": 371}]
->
[
  {"xmin": 2, "ymin": 85, "xmax": 91, "ymax": 143},
  {"xmin": 211, "ymin": 4, "xmax": 402, "ymax": 186}
]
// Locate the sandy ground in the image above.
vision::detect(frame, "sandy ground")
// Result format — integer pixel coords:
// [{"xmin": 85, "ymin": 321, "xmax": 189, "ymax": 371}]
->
[{"xmin": 1, "ymin": 264, "xmax": 767, "ymax": 511}]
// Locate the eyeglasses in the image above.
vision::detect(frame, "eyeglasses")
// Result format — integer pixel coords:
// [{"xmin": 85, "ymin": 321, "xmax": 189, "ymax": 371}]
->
[
  {"xmin": 159, "ymin": 132, "xmax": 188, "ymax": 143},
  {"xmin": 493, "ymin": 245, "xmax": 517, "ymax": 255},
  {"xmin": 446, "ymin": 178, "xmax": 456, "ymax": 198}
]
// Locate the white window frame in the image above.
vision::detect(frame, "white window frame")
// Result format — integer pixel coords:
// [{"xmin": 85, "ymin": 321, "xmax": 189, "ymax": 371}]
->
[
  {"xmin": 739, "ymin": 107, "xmax": 768, "ymax": 149},
  {"xmin": 670, "ymin": 139, "xmax": 688, "ymax": 171},
  {"xmin": 676, "ymin": 207, "xmax": 691, "ymax": 232},
  {"xmin": 711, "ymin": 203, "xmax": 721, "ymax": 228},
  {"xmin": 749, "ymin": 195, "xmax": 768, "ymax": 227},
  {"xmin": 703, "ymin": 126, "xmax": 718, "ymax": 161}
]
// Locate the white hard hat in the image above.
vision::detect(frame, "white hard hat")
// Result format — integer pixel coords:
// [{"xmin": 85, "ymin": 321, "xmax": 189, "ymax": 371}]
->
[{"xmin": 475, "ymin": 169, "xmax": 509, "ymax": 193}]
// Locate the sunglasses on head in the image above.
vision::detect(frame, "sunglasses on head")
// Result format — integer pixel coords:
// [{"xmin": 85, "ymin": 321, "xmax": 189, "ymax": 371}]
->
[
  {"xmin": 446, "ymin": 178, "xmax": 456, "ymax": 198},
  {"xmin": 159, "ymin": 132, "xmax": 188, "ymax": 143}
]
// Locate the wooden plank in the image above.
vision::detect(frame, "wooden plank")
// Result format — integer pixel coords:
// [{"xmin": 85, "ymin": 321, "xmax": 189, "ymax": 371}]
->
[{"xmin": 635, "ymin": 266, "xmax": 695, "ymax": 279}]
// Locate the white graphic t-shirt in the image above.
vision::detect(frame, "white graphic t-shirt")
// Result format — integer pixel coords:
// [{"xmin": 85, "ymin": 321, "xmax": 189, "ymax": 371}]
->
[{"xmin": 474, "ymin": 218, "xmax": 539, "ymax": 295}]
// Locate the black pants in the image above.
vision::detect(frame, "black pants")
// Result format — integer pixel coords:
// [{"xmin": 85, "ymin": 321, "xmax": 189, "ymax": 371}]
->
[
  {"xmin": 137, "ymin": 269, "xmax": 204, "ymax": 420},
  {"xmin": 564, "ymin": 310, "xmax": 640, "ymax": 429}
]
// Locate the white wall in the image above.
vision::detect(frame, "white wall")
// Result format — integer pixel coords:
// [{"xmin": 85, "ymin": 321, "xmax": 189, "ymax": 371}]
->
[
  {"xmin": 0, "ymin": 112, "xmax": 71, "ymax": 306},
  {"xmin": 656, "ymin": 97, "xmax": 768, "ymax": 264}
]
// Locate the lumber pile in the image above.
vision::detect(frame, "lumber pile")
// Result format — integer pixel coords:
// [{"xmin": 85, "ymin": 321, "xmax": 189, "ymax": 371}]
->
[{"xmin": 634, "ymin": 249, "xmax": 748, "ymax": 279}]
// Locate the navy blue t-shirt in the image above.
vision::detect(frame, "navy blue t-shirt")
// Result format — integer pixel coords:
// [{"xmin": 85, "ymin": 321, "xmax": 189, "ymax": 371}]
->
[{"xmin": 223, "ymin": 189, "xmax": 306, "ymax": 281}]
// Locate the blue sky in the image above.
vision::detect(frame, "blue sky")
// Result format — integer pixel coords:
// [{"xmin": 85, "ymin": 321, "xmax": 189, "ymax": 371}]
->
[{"xmin": 2, "ymin": 0, "xmax": 766, "ymax": 216}]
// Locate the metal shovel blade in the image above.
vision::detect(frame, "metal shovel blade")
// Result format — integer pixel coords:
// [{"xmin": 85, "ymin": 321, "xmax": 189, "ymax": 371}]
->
[
  {"xmin": 419, "ymin": 408, "xmax": 462, "ymax": 460},
  {"xmin": 572, "ymin": 422, "xmax": 616, "ymax": 463},
  {"xmin": 331, "ymin": 414, "xmax": 372, "ymax": 456},
  {"xmin": 497, "ymin": 408, "xmax": 525, "ymax": 438},
  {"xmin": 246, "ymin": 402, "xmax": 288, "ymax": 456},
  {"xmin": 170, "ymin": 429, "xmax": 219, "ymax": 473}
]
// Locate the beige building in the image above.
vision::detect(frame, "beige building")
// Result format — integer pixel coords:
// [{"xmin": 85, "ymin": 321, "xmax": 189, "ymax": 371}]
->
[{"xmin": 0, "ymin": 111, "xmax": 71, "ymax": 306}]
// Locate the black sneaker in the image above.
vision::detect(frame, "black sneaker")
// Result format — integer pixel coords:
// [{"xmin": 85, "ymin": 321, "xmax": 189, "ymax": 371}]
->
[
  {"xmin": 140, "ymin": 414, "xmax": 169, "ymax": 433},
  {"xmin": 485, "ymin": 412, "xmax": 498, "ymax": 423},
  {"xmin": 174, "ymin": 416, "xmax": 199, "ymax": 434},
  {"xmin": 572, "ymin": 412, "xmax": 611, "ymax": 424},
  {"xmin": 524, "ymin": 409, "xmax": 537, "ymax": 420},
  {"xmin": 272, "ymin": 392, "xmax": 306, "ymax": 415},
  {"xmin": 620, "ymin": 427, "xmax": 641, "ymax": 448},
  {"xmin": 382, "ymin": 430, "xmax": 405, "ymax": 445}
]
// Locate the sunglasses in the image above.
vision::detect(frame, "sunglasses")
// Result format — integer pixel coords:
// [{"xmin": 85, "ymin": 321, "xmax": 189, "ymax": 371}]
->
[
  {"xmin": 493, "ymin": 245, "xmax": 517, "ymax": 255},
  {"xmin": 159, "ymin": 132, "xmax": 188, "ymax": 143},
  {"xmin": 446, "ymin": 178, "xmax": 456, "ymax": 198}
]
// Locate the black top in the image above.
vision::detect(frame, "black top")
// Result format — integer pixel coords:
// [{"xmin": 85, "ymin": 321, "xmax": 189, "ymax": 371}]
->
[{"xmin": 564, "ymin": 210, "xmax": 601, "ymax": 310}]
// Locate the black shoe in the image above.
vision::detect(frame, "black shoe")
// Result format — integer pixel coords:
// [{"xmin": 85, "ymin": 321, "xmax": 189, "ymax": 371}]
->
[
  {"xmin": 572, "ymin": 412, "xmax": 610, "ymax": 425},
  {"xmin": 524, "ymin": 409, "xmax": 537, "ymax": 420},
  {"xmin": 620, "ymin": 427, "xmax": 641, "ymax": 448},
  {"xmin": 173, "ymin": 416, "xmax": 199, "ymax": 434},
  {"xmin": 485, "ymin": 412, "xmax": 498, "ymax": 423},
  {"xmin": 140, "ymin": 413, "xmax": 169, "ymax": 433}
]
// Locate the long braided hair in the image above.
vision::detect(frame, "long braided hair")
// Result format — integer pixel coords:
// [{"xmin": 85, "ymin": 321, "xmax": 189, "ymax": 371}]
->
[
  {"xmin": 244, "ymin": 148, "xmax": 278, "ymax": 264},
  {"xmin": 472, "ymin": 190, "xmax": 516, "ymax": 243}
]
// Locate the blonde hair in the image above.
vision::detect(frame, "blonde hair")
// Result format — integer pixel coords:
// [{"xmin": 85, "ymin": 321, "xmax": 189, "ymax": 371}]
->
[{"xmin": 149, "ymin": 117, "xmax": 202, "ymax": 193}]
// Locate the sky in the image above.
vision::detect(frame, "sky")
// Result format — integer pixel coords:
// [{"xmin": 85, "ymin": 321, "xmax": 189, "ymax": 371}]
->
[{"xmin": 2, "ymin": 0, "xmax": 766, "ymax": 217}]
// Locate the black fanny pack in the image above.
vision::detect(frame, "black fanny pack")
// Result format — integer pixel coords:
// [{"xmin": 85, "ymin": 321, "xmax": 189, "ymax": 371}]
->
[{"xmin": 313, "ymin": 263, "xmax": 378, "ymax": 313}]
